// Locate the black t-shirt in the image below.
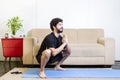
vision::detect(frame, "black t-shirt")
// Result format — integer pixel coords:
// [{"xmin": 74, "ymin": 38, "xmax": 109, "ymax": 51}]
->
[{"xmin": 36, "ymin": 32, "xmax": 62, "ymax": 61}]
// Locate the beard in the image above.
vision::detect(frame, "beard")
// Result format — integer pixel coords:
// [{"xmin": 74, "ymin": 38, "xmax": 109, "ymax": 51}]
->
[{"xmin": 56, "ymin": 27, "xmax": 63, "ymax": 33}]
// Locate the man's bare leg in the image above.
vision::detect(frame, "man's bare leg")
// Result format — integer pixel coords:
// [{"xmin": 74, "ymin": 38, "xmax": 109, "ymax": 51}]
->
[
  {"xmin": 55, "ymin": 44, "xmax": 71, "ymax": 70},
  {"xmin": 40, "ymin": 49, "xmax": 51, "ymax": 78}
]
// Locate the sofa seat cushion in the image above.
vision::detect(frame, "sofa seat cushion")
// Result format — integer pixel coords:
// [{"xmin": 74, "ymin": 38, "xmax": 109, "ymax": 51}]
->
[
  {"xmin": 70, "ymin": 44, "xmax": 105, "ymax": 57},
  {"xmin": 63, "ymin": 57, "xmax": 104, "ymax": 65}
]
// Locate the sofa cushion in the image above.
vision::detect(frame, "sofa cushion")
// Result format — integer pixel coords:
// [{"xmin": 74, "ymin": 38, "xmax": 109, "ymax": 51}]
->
[
  {"xmin": 28, "ymin": 29, "xmax": 51, "ymax": 45},
  {"xmin": 77, "ymin": 29, "xmax": 104, "ymax": 43},
  {"xmin": 63, "ymin": 57, "xmax": 104, "ymax": 65},
  {"xmin": 63, "ymin": 29, "xmax": 77, "ymax": 43},
  {"xmin": 70, "ymin": 43, "xmax": 105, "ymax": 57},
  {"xmin": 33, "ymin": 43, "xmax": 104, "ymax": 57}
]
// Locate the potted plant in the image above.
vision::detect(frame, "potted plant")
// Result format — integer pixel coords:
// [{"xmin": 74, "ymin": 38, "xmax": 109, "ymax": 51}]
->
[{"xmin": 6, "ymin": 16, "xmax": 23, "ymax": 36}]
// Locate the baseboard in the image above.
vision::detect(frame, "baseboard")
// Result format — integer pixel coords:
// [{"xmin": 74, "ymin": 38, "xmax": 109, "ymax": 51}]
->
[{"xmin": 115, "ymin": 60, "xmax": 120, "ymax": 62}]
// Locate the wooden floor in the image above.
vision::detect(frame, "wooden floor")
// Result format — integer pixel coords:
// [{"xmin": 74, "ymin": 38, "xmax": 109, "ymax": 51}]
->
[{"xmin": 0, "ymin": 61, "xmax": 120, "ymax": 77}]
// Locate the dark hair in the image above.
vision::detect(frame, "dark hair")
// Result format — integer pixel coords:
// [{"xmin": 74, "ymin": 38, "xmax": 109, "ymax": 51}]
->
[{"xmin": 50, "ymin": 18, "xmax": 63, "ymax": 31}]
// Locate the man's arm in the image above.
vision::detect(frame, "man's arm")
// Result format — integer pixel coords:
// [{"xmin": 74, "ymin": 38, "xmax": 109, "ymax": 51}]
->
[{"xmin": 49, "ymin": 34, "xmax": 68, "ymax": 56}]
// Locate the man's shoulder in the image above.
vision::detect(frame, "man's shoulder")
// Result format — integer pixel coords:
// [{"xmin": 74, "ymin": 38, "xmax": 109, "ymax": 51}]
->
[
  {"xmin": 46, "ymin": 32, "xmax": 53, "ymax": 37},
  {"xmin": 45, "ymin": 32, "xmax": 54, "ymax": 40}
]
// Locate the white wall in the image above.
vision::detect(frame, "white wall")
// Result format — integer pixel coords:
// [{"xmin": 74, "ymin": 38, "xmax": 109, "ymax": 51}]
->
[{"xmin": 0, "ymin": 0, "xmax": 120, "ymax": 60}]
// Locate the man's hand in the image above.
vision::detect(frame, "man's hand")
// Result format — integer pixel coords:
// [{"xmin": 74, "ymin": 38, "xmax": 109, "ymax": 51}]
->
[{"xmin": 62, "ymin": 34, "xmax": 68, "ymax": 44}]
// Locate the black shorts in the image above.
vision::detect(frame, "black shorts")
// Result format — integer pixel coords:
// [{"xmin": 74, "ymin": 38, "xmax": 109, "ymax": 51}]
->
[{"xmin": 36, "ymin": 52, "xmax": 63, "ymax": 65}]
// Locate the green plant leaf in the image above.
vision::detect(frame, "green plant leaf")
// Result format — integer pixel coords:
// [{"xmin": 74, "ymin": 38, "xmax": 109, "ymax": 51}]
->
[{"xmin": 6, "ymin": 16, "xmax": 23, "ymax": 35}]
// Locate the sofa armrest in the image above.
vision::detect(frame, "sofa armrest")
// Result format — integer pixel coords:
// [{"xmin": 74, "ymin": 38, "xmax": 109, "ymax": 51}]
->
[
  {"xmin": 23, "ymin": 38, "xmax": 34, "ymax": 64},
  {"xmin": 97, "ymin": 37, "xmax": 105, "ymax": 46},
  {"xmin": 98, "ymin": 37, "xmax": 115, "ymax": 64},
  {"xmin": 32, "ymin": 37, "xmax": 39, "ymax": 46}
]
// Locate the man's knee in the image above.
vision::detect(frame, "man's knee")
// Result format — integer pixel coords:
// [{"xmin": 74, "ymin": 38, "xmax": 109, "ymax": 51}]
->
[
  {"xmin": 63, "ymin": 49, "xmax": 71, "ymax": 57},
  {"xmin": 67, "ymin": 50, "xmax": 71, "ymax": 56},
  {"xmin": 65, "ymin": 48, "xmax": 71, "ymax": 55},
  {"xmin": 43, "ymin": 49, "xmax": 52, "ymax": 58}
]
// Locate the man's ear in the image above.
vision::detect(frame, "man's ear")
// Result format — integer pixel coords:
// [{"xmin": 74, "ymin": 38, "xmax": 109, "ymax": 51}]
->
[{"xmin": 53, "ymin": 26, "xmax": 56, "ymax": 30}]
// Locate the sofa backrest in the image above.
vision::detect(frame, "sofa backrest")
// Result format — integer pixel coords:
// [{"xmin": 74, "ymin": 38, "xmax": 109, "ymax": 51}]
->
[
  {"xmin": 27, "ymin": 28, "xmax": 104, "ymax": 44},
  {"xmin": 77, "ymin": 29, "xmax": 104, "ymax": 43},
  {"xmin": 63, "ymin": 29, "xmax": 78, "ymax": 43},
  {"xmin": 63, "ymin": 29, "xmax": 104, "ymax": 43},
  {"xmin": 27, "ymin": 28, "xmax": 51, "ymax": 45}
]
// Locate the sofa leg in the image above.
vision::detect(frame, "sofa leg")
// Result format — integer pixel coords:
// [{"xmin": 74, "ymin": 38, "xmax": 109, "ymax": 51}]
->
[{"xmin": 104, "ymin": 65, "xmax": 112, "ymax": 68}]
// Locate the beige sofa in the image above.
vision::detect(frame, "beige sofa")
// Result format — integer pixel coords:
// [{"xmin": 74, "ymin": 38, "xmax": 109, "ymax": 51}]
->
[{"xmin": 23, "ymin": 28, "xmax": 115, "ymax": 66}]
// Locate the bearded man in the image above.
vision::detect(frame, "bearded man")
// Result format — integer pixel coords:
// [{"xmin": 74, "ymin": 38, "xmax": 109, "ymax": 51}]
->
[{"xmin": 36, "ymin": 18, "xmax": 71, "ymax": 78}]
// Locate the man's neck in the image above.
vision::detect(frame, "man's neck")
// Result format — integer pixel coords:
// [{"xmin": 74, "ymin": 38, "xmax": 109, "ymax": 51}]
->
[{"xmin": 53, "ymin": 31, "xmax": 60, "ymax": 38}]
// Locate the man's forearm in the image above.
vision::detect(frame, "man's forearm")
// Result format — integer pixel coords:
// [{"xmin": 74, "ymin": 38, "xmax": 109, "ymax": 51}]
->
[{"xmin": 51, "ymin": 43, "xmax": 67, "ymax": 56}]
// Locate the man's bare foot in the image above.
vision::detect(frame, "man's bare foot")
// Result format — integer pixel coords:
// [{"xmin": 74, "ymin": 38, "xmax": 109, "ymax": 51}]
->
[
  {"xmin": 39, "ymin": 71, "xmax": 47, "ymax": 79},
  {"xmin": 54, "ymin": 66, "xmax": 66, "ymax": 71}
]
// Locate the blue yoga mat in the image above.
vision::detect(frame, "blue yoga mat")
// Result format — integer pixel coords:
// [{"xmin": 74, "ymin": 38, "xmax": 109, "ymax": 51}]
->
[{"xmin": 22, "ymin": 68, "xmax": 120, "ymax": 78}]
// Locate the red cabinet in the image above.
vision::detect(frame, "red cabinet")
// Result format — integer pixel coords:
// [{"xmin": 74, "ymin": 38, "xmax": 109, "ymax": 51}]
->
[{"xmin": 1, "ymin": 38, "xmax": 23, "ymax": 63}]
